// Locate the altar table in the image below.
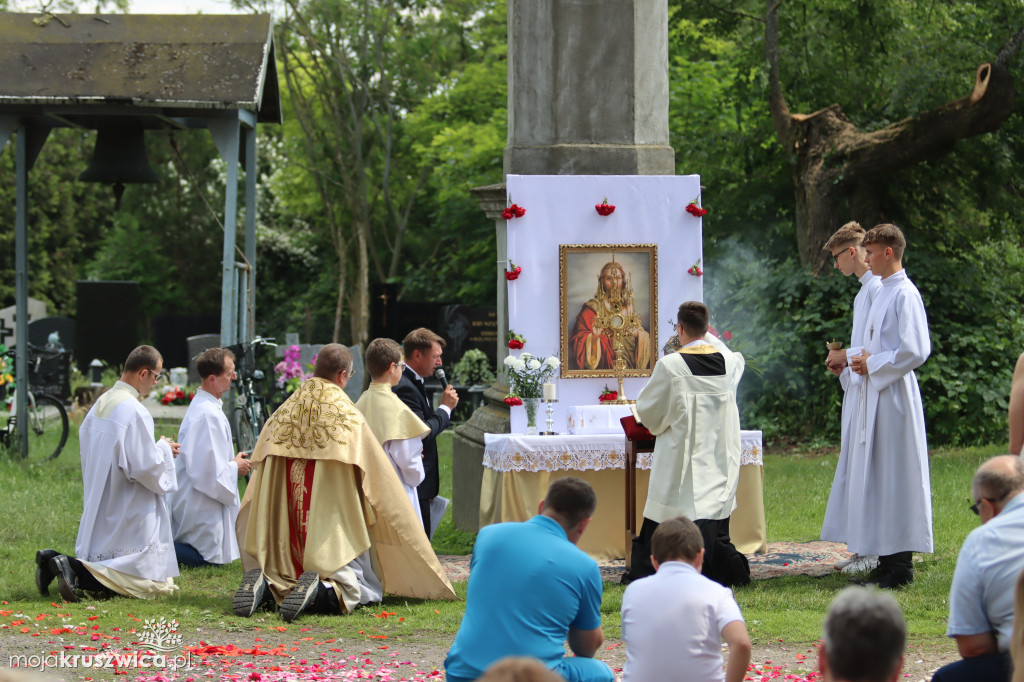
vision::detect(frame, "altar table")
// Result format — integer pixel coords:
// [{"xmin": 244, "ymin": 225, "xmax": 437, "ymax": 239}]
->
[{"xmin": 480, "ymin": 431, "xmax": 766, "ymax": 560}]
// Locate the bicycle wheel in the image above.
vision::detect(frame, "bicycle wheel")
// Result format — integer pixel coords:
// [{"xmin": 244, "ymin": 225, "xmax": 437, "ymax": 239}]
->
[
  {"xmin": 25, "ymin": 393, "xmax": 69, "ymax": 463},
  {"xmin": 234, "ymin": 407, "xmax": 257, "ymax": 454}
]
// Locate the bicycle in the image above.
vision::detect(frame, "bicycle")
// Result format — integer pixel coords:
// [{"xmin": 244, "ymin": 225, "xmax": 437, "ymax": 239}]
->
[
  {"xmin": 0, "ymin": 345, "xmax": 70, "ymax": 463},
  {"xmin": 227, "ymin": 336, "xmax": 276, "ymax": 454}
]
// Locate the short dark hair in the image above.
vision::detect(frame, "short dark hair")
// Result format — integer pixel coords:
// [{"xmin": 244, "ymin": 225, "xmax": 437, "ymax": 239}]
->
[
  {"xmin": 195, "ymin": 347, "xmax": 235, "ymax": 380},
  {"xmin": 477, "ymin": 657, "xmax": 564, "ymax": 682},
  {"xmin": 124, "ymin": 345, "xmax": 162, "ymax": 373},
  {"xmin": 651, "ymin": 516, "xmax": 704, "ymax": 563},
  {"xmin": 862, "ymin": 223, "xmax": 906, "ymax": 260},
  {"xmin": 366, "ymin": 338, "xmax": 402, "ymax": 378},
  {"xmin": 823, "ymin": 221, "xmax": 865, "ymax": 252},
  {"xmin": 823, "ymin": 587, "xmax": 905, "ymax": 681},
  {"xmin": 543, "ymin": 477, "xmax": 597, "ymax": 528},
  {"xmin": 314, "ymin": 343, "xmax": 353, "ymax": 380},
  {"xmin": 402, "ymin": 328, "xmax": 445, "ymax": 358},
  {"xmin": 677, "ymin": 301, "xmax": 710, "ymax": 338}
]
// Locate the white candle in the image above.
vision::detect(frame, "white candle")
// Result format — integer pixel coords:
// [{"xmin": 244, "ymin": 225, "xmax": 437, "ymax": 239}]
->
[{"xmin": 543, "ymin": 382, "xmax": 557, "ymax": 401}]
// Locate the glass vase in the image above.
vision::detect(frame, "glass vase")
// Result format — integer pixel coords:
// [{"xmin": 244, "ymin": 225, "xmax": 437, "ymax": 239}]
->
[{"xmin": 524, "ymin": 397, "xmax": 540, "ymax": 435}]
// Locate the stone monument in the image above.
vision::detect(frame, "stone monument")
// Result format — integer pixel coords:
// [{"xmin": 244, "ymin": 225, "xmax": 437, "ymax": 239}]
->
[{"xmin": 452, "ymin": 0, "xmax": 676, "ymax": 532}]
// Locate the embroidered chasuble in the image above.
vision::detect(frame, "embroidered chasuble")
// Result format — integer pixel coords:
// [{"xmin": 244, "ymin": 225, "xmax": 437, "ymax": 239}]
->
[
  {"xmin": 244, "ymin": 378, "xmax": 456, "ymax": 609},
  {"xmin": 636, "ymin": 334, "xmax": 744, "ymax": 523}
]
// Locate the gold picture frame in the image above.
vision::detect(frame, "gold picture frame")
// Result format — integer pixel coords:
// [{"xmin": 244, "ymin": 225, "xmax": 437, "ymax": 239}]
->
[{"xmin": 559, "ymin": 244, "xmax": 657, "ymax": 378}]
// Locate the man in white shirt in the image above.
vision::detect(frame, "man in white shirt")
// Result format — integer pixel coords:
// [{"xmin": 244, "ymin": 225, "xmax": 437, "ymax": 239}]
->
[
  {"xmin": 848, "ymin": 224, "xmax": 933, "ymax": 588},
  {"xmin": 35, "ymin": 345, "xmax": 181, "ymax": 602},
  {"xmin": 820, "ymin": 221, "xmax": 882, "ymax": 574},
  {"xmin": 170, "ymin": 347, "xmax": 252, "ymax": 567},
  {"xmin": 621, "ymin": 516, "xmax": 751, "ymax": 682},
  {"xmin": 622, "ymin": 301, "xmax": 748, "ymax": 587},
  {"xmin": 819, "ymin": 586, "xmax": 905, "ymax": 682},
  {"xmin": 932, "ymin": 456, "xmax": 1024, "ymax": 682}
]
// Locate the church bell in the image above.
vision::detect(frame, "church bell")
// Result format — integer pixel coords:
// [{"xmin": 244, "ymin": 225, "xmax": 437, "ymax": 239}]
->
[{"xmin": 79, "ymin": 125, "xmax": 160, "ymax": 208}]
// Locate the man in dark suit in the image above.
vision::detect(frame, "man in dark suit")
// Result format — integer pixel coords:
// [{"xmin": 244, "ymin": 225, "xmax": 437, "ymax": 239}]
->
[{"xmin": 393, "ymin": 328, "xmax": 459, "ymax": 535}]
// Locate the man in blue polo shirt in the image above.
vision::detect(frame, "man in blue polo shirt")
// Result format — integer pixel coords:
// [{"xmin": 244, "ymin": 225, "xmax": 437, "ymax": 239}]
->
[
  {"xmin": 444, "ymin": 477, "xmax": 613, "ymax": 682},
  {"xmin": 933, "ymin": 455, "xmax": 1024, "ymax": 682}
]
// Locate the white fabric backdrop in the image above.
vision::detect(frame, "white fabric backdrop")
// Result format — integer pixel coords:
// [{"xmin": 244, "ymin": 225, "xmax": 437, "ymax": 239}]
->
[{"xmin": 505, "ymin": 174, "xmax": 703, "ymax": 433}]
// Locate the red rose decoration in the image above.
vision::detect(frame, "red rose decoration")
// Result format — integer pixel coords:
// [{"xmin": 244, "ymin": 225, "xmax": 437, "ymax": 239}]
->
[
  {"xmin": 595, "ymin": 199, "xmax": 616, "ymax": 216},
  {"xmin": 598, "ymin": 392, "xmax": 618, "ymax": 403},
  {"xmin": 504, "ymin": 396, "xmax": 523, "ymax": 407},
  {"xmin": 502, "ymin": 203, "xmax": 526, "ymax": 220},
  {"xmin": 709, "ymin": 326, "xmax": 719, "ymax": 338},
  {"xmin": 687, "ymin": 259, "xmax": 703, "ymax": 277},
  {"xmin": 508, "ymin": 339, "xmax": 524, "ymax": 349},
  {"xmin": 723, "ymin": 331, "xmax": 733, "ymax": 341},
  {"xmin": 161, "ymin": 395, "xmax": 171, "ymax": 405},
  {"xmin": 505, "ymin": 261, "xmax": 522, "ymax": 281},
  {"xmin": 685, "ymin": 199, "xmax": 708, "ymax": 217}
]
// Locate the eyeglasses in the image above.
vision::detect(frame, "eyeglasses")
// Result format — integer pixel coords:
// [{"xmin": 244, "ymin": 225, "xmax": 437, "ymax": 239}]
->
[
  {"xmin": 831, "ymin": 249, "xmax": 848, "ymax": 264},
  {"xmin": 969, "ymin": 497, "xmax": 995, "ymax": 515}
]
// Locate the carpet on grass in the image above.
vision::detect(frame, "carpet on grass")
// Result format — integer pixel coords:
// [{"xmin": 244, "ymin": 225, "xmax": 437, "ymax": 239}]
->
[{"xmin": 438, "ymin": 541, "xmax": 851, "ymax": 583}]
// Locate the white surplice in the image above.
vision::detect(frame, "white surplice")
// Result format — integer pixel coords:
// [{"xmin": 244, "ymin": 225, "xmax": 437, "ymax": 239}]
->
[
  {"xmin": 76, "ymin": 381, "xmax": 179, "ymax": 583},
  {"xmin": 169, "ymin": 388, "xmax": 240, "ymax": 564},
  {"xmin": 383, "ymin": 438, "xmax": 426, "ymax": 526},
  {"xmin": 637, "ymin": 333, "xmax": 745, "ymax": 523},
  {"xmin": 821, "ymin": 270, "xmax": 882, "ymax": 542},
  {"xmin": 842, "ymin": 269, "xmax": 933, "ymax": 556}
]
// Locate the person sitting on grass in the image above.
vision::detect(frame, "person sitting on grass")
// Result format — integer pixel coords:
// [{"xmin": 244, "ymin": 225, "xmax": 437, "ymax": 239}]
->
[
  {"xmin": 620, "ymin": 516, "xmax": 751, "ymax": 682},
  {"xmin": 355, "ymin": 338, "xmax": 429, "ymax": 525},
  {"xmin": 932, "ymin": 455, "xmax": 1024, "ymax": 682},
  {"xmin": 819, "ymin": 586, "xmax": 905, "ymax": 682},
  {"xmin": 35, "ymin": 345, "xmax": 181, "ymax": 602},
  {"xmin": 444, "ymin": 477, "xmax": 614, "ymax": 682}
]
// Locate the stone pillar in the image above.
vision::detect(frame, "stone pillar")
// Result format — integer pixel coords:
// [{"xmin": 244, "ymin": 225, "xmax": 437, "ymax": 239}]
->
[
  {"xmin": 504, "ymin": 0, "xmax": 675, "ymax": 176},
  {"xmin": 453, "ymin": 0, "xmax": 676, "ymax": 533},
  {"xmin": 452, "ymin": 184, "xmax": 511, "ymax": 533}
]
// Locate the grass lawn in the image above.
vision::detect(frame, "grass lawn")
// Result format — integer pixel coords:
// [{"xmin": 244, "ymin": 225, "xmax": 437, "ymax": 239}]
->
[{"xmin": 0, "ymin": 423, "xmax": 1000, "ymax": 661}]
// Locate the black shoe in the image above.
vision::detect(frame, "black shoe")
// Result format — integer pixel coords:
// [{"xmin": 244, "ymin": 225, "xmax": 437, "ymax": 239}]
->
[
  {"xmin": 49, "ymin": 555, "xmax": 80, "ymax": 603},
  {"xmin": 35, "ymin": 549, "xmax": 59, "ymax": 596},
  {"xmin": 849, "ymin": 565, "xmax": 888, "ymax": 585},
  {"xmin": 867, "ymin": 568, "xmax": 913, "ymax": 590},
  {"xmin": 279, "ymin": 571, "xmax": 320, "ymax": 623},
  {"xmin": 233, "ymin": 569, "xmax": 271, "ymax": 618}
]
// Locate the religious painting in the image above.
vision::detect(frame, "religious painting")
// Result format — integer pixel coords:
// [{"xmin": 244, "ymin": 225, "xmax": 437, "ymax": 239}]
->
[{"xmin": 559, "ymin": 244, "xmax": 657, "ymax": 378}]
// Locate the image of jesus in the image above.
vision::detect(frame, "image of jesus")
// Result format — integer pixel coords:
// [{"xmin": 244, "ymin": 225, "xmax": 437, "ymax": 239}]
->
[{"xmin": 568, "ymin": 261, "xmax": 652, "ymax": 371}]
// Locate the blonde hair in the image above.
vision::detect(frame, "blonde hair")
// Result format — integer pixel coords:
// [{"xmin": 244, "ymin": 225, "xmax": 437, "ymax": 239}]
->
[{"xmin": 823, "ymin": 221, "xmax": 865, "ymax": 252}]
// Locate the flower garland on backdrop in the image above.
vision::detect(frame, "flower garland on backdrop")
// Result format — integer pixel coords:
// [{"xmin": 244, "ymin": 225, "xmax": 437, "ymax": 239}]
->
[
  {"xmin": 685, "ymin": 196, "xmax": 708, "ymax": 217},
  {"xmin": 275, "ymin": 345, "xmax": 314, "ymax": 393},
  {"xmin": 595, "ymin": 198, "xmax": 615, "ymax": 216},
  {"xmin": 506, "ymin": 330, "xmax": 526, "ymax": 349},
  {"xmin": 502, "ymin": 200, "xmax": 527, "ymax": 220},
  {"xmin": 503, "ymin": 352, "xmax": 559, "ymax": 403}
]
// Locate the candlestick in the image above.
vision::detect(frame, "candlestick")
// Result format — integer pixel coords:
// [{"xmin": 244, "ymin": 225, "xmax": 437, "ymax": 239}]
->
[
  {"xmin": 540, "ymin": 399, "xmax": 558, "ymax": 435},
  {"xmin": 542, "ymin": 382, "xmax": 557, "ymax": 401}
]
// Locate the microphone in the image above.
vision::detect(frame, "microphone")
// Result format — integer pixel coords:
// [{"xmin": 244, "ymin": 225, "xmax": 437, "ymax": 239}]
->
[{"xmin": 434, "ymin": 367, "xmax": 449, "ymax": 388}]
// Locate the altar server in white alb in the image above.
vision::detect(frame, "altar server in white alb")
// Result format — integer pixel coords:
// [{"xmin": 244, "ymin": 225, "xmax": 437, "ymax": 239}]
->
[
  {"xmin": 622, "ymin": 301, "xmax": 749, "ymax": 588},
  {"xmin": 33, "ymin": 345, "xmax": 182, "ymax": 602},
  {"xmin": 847, "ymin": 223, "xmax": 933, "ymax": 589},
  {"xmin": 820, "ymin": 221, "xmax": 882, "ymax": 574},
  {"xmin": 170, "ymin": 347, "xmax": 252, "ymax": 567}
]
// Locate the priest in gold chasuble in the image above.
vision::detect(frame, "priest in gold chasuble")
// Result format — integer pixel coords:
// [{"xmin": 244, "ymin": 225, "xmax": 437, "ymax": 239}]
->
[{"xmin": 243, "ymin": 344, "xmax": 456, "ymax": 616}]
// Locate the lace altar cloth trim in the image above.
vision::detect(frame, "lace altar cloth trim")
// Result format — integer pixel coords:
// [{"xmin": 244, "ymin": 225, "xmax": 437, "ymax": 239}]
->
[{"xmin": 483, "ymin": 431, "xmax": 763, "ymax": 473}]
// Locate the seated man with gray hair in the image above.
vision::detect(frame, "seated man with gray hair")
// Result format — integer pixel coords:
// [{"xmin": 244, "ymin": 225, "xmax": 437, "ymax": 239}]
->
[
  {"xmin": 932, "ymin": 455, "xmax": 1024, "ymax": 682},
  {"xmin": 820, "ymin": 586, "xmax": 905, "ymax": 682}
]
